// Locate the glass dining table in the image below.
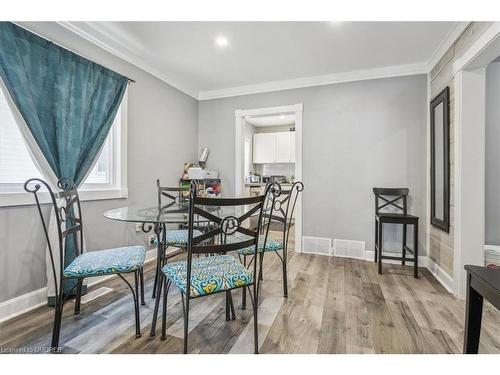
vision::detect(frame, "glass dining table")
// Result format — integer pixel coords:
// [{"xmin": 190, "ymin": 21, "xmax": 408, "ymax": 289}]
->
[
  {"xmin": 103, "ymin": 203, "xmax": 257, "ymax": 299},
  {"xmin": 104, "ymin": 204, "xmax": 190, "ymax": 298}
]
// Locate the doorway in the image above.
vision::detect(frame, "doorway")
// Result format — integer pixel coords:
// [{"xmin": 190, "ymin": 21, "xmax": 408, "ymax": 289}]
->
[
  {"xmin": 453, "ymin": 23, "xmax": 500, "ymax": 298},
  {"xmin": 234, "ymin": 104, "xmax": 303, "ymax": 252}
]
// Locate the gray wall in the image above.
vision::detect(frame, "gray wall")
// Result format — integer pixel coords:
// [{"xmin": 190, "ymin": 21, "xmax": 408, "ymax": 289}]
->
[
  {"xmin": 199, "ymin": 75, "xmax": 428, "ymax": 253},
  {"xmin": 0, "ymin": 22, "xmax": 198, "ymax": 303},
  {"xmin": 0, "ymin": 25, "xmax": 428, "ymax": 304},
  {"xmin": 485, "ymin": 61, "xmax": 500, "ymax": 245}
]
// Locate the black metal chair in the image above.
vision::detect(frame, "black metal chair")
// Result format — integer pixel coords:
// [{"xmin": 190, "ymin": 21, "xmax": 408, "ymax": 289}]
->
[
  {"xmin": 150, "ymin": 179, "xmax": 198, "ymax": 299},
  {"xmin": 239, "ymin": 181, "xmax": 303, "ymax": 309},
  {"xmin": 150, "ymin": 181, "xmax": 277, "ymax": 353},
  {"xmin": 24, "ymin": 177, "xmax": 146, "ymax": 352},
  {"xmin": 373, "ymin": 187, "xmax": 419, "ymax": 278}
]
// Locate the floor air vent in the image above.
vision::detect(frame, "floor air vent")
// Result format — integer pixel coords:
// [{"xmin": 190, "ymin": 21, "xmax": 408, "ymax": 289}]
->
[
  {"xmin": 302, "ymin": 236, "xmax": 332, "ymax": 256},
  {"xmin": 333, "ymin": 239, "xmax": 366, "ymax": 260}
]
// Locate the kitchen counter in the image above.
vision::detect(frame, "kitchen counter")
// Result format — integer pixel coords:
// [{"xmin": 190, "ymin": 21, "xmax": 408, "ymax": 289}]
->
[{"xmin": 244, "ymin": 182, "xmax": 294, "ymax": 187}]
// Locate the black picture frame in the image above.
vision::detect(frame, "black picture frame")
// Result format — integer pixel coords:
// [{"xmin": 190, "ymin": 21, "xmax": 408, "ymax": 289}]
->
[{"xmin": 430, "ymin": 87, "xmax": 450, "ymax": 233}]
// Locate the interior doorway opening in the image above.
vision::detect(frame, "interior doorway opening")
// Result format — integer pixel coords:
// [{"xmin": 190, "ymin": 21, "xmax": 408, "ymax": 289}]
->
[
  {"xmin": 453, "ymin": 24, "xmax": 500, "ymax": 298},
  {"xmin": 234, "ymin": 104, "xmax": 303, "ymax": 252}
]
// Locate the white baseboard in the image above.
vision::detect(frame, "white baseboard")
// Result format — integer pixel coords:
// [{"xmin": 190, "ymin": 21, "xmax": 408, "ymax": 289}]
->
[
  {"xmin": 364, "ymin": 250, "xmax": 428, "ymax": 267},
  {"xmin": 301, "ymin": 248, "xmax": 333, "ymax": 256},
  {"xmin": 364, "ymin": 251, "xmax": 456, "ymax": 294},
  {"xmin": 0, "ymin": 287, "xmax": 47, "ymax": 324},
  {"xmin": 0, "ymin": 248, "xmax": 157, "ymax": 323},
  {"xmin": 484, "ymin": 244, "xmax": 500, "ymax": 251},
  {"xmin": 426, "ymin": 258, "xmax": 455, "ymax": 294}
]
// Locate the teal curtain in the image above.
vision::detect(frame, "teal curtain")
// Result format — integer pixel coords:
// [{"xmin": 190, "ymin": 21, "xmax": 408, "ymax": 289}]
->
[
  {"xmin": 0, "ymin": 22, "xmax": 128, "ymax": 296},
  {"xmin": 0, "ymin": 22, "xmax": 128, "ymax": 185}
]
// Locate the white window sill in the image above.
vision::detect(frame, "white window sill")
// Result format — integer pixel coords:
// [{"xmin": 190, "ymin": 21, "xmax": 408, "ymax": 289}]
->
[{"xmin": 0, "ymin": 188, "xmax": 128, "ymax": 208}]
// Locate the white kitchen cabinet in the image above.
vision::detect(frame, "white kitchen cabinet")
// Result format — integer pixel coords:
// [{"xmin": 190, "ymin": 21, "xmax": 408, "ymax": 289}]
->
[
  {"xmin": 253, "ymin": 133, "xmax": 276, "ymax": 163},
  {"xmin": 275, "ymin": 132, "xmax": 291, "ymax": 162},
  {"xmin": 253, "ymin": 131, "xmax": 295, "ymax": 164}
]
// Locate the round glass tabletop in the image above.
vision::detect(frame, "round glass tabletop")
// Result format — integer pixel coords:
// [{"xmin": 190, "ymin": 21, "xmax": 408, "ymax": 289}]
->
[
  {"xmin": 103, "ymin": 204, "xmax": 190, "ymax": 224},
  {"xmin": 103, "ymin": 204, "xmax": 255, "ymax": 224}
]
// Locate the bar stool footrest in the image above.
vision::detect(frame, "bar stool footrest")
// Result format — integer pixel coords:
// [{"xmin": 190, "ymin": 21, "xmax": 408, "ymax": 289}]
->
[{"xmin": 380, "ymin": 255, "xmax": 417, "ymax": 263}]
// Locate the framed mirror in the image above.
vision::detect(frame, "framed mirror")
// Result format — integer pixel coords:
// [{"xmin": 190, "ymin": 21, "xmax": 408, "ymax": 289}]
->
[{"xmin": 430, "ymin": 87, "xmax": 450, "ymax": 232}]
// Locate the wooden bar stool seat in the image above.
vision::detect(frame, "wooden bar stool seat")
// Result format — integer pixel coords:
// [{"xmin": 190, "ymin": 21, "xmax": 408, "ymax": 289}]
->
[{"xmin": 373, "ymin": 187, "xmax": 419, "ymax": 278}]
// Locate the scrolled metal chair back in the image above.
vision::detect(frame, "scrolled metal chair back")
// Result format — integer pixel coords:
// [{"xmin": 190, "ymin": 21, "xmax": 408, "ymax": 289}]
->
[
  {"xmin": 157, "ymin": 178, "xmax": 190, "ymax": 212},
  {"xmin": 185, "ymin": 181, "xmax": 278, "ymax": 294},
  {"xmin": 24, "ymin": 177, "xmax": 84, "ymax": 303},
  {"xmin": 263, "ymin": 181, "xmax": 303, "ymax": 249}
]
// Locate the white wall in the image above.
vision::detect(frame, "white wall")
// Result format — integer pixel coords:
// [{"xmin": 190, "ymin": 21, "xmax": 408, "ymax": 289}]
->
[
  {"xmin": 199, "ymin": 75, "xmax": 428, "ymax": 254},
  {"xmin": 485, "ymin": 61, "xmax": 500, "ymax": 245},
  {"xmin": 0, "ymin": 22, "xmax": 199, "ymax": 303}
]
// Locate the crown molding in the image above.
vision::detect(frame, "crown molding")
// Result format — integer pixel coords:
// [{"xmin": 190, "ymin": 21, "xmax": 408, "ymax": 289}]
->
[
  {"xmin": 427, "ymin": 21, "xmax": 470, "ymax": 72},
  {"xmin": 56, "ymin": 22, "xmax": 199, "ymax": 99},
  {"xmin": 198, "ymin": 62, "xmax": 428, "ymax": 100},
  {"xmin": 54, "ymin": 22, "xmax": 463, "ymax": 101}
]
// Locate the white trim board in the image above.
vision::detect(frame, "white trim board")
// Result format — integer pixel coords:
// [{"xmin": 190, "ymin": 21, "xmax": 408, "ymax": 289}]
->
[
  {"xmin": 364, "ymin": 252, "xmax": 454, "ymax": 294},
  {"xmin": 200, "ymin": 63, "xmax": 427, "ymax": 100},
  {"xmin": 35, "ymin": 21, "xmax": 460, "ymax": 101},
  {"xmin": 293, "ymin": 248, "xmax": 454, "ymax": 295},
  {"xmin": 450, "ymin": 23, "xmax": 500, "ymax": 298},
  {"xmin": 53, "ymin": 22, "xmax": 199, "ymax": 99},
  {"xmin": 0, "ymin": 247, "xmax": 157, "ymax": 323},
  {"xmin": 427, "ymin": 22, "xmax": 470, "ymax": 71},
  {"xmin": 453, "ymin": 22, "xmax": 500, "ymax": 74},
  {"xmin": 426, "ymin": 258, "xmax": 455, "ymax": 294},
  {"xmin": 485, "ymin": 244, "xmax": 500, "ymax": 251}
]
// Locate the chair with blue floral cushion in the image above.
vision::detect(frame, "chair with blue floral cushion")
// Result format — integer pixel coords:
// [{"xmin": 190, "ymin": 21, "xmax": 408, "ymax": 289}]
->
[
  {"xmin": 151, "ymin": 179, "xmax": 204, "ymax": 298},
  {"xmin": 149, "ymin": 181, "xmax": 278, "ymax": 353},
  {"xmin": 25, "ymin": 177, "xmax": 146, "ymax": 352},
  {"xmin": 239, "ymin": 181, "xmax": 303, "ymax": 309}
]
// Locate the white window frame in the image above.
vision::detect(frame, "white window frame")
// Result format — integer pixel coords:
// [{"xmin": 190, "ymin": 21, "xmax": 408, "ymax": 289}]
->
[{"xmin": 0, "ymin": 91, "xmax": 128, "ymax": 207}]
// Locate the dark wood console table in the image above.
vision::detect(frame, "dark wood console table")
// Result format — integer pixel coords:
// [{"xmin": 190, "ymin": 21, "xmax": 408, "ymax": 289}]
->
[{"xmin": 463, "ymin": 265, "xmax": 500, "ymax": 353}]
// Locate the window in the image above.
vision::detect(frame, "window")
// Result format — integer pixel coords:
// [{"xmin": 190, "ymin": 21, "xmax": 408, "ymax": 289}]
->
[
  {"xmin": 0, "ymin": 85, "xmax": 127, "ymax": 206},
  {"xmin": 0, "ymin": 87, "xmax": 42, "ymax": 190},
  {"xmin": 81, "ymin": 114, "xmax": 118, "ymax": 189}
]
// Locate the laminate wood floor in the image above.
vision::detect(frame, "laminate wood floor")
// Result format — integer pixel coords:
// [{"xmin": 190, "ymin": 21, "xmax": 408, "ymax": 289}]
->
[{"xmin": 1, "ymin": 234, "xmax": 499, "ymax": 354}]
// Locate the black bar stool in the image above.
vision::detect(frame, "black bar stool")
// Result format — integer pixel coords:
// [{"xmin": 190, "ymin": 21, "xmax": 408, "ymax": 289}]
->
[{"xmin": 373, "ymin": 187, "xmax": 419, "ymax": 278}]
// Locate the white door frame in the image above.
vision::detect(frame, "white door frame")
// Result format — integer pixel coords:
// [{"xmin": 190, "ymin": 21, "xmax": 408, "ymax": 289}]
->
[
  {"xmin": 452, "ymin": 22, "xmax": 500, "ymax": 298},
  {"xmin": 235, "ymin": 103, "xmax": 303, "ymax": 252}
]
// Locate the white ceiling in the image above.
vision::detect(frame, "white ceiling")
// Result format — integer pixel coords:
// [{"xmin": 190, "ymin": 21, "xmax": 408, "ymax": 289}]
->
[
  {"xmin": 246, "ymin": 114, "xmax": 295, "ymax": 127},
  {"xmin": 60, "ymin": 21, "xmax": 462, "ymax": 99}
]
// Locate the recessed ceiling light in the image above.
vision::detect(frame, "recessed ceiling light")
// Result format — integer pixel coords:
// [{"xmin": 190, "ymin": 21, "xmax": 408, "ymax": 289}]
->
[
  {"xmin": 280, "ymin": 115, "xmax": 285, "ymax": 120},
  {"xmin": 215, "ymin": 36, "xmax": 228, "ymax": 47}
]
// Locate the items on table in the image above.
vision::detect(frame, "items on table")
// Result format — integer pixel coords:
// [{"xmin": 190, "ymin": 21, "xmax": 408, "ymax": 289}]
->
[{"xmin": 179, "ymin": 178, "xmax": 221, "ymax": 197}]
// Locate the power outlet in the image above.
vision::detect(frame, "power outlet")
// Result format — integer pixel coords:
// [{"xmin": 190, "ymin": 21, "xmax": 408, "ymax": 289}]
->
[
  {"xmin": 149, "ymin": 235, "xmax": 156, "ymax": 246},
  {"xmin": 135, "ymin": 223, "xmax": 142, "ymax": 232}
]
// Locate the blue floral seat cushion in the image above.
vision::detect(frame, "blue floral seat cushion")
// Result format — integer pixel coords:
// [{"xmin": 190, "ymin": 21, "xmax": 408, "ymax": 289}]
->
[
  {"xmin": 63, "ymin": 246, "xmax": 146, "ymax": 278},
  {"xmin": 162, "ymin": 255, "xmax": 253, "ymax": 297},
  {"xmin": 238, "ymin": 238, "xmax": 284, "ymax": 256},
  {"xmin": 154, "ymin": 229, "xmax": 203, "ymax": 247}
]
